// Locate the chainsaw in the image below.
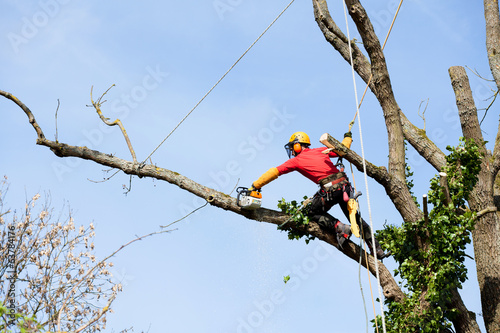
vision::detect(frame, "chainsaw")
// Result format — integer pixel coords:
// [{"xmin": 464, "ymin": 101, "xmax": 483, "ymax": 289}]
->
[{"xmin": 236, "ymin": 187, "xmax": 262, "ymax": 210}]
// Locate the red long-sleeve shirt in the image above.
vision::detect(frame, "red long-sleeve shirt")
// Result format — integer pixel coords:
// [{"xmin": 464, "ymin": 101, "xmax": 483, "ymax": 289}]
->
[{"xmin": 276, "ymin": 147, "xmax": 340, "ymax": 184}]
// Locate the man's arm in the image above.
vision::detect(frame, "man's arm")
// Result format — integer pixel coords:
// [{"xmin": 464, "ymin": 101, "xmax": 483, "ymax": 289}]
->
[{"xmin": 252, "ymin": 167, "xmax": 279, "ymax": 190}]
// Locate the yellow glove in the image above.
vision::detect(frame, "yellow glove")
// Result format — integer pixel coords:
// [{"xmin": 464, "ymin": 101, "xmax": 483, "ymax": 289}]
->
[
  {"xmin": 253, "ymin": 167, "xmax": 279, "ymax": 189},
  {"xmin": 341, "ymin": 132, "xmax": 353, "ymax": 149},
  {"xmin": 347, "ymin": 198, "xmax": 360, "ymax": 238}
]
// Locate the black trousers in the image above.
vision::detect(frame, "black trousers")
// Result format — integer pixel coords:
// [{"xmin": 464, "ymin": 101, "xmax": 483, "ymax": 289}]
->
[{"xmin": 308, "ymin": 183, "xmax": 375, "ymax": 243}]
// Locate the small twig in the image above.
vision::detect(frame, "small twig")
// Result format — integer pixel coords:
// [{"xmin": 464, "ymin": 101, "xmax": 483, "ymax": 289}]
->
[
  {"xmin": 55, "ymin": 99, "xmax": 60, "ymax": 142},
  {"xmin": 160, "ymin": 202, "xmax": 208, "ymax": 229},
  {"xmin": 74, "ymin": 294, "xmax": 116, "ymax": 333},
  {"xmin": 123, "ymin": 175, "xmax": 133, "ymax": 195},
  {"xmin": 89, "ymin": 85, "xmax": 138, "ymax": 163},
  {"xmin": 88, "ymin": 169, "xmax": 121, "ymax": 183},
  {"xmin": 57, "ymin": 229, "xmax": 172, "ymax": 331},
  {"xmin": 0, "ymin": 210, "xmax": 11, "ymax": 218},
  {"xmin": 418, "ymin": 99, "xmax": 428, "ymax": 131},
  {"xmin": 464, "ymin": 66, "xmax": 498, "ymax": 126},
  {"xmin": 479, "ymin": 89, "xmax": 499, "ymax": 126},
  {"xmin": 465, "ymin": 65, "xmax": 495, "ymax": 82},
  {"xmin": 229, "ymin": 179, "xmax": 240, "ymax": 196}
]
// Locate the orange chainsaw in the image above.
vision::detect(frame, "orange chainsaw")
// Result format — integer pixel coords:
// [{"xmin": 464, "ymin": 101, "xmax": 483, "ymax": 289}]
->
[{"xmin": 236, "ymin": 187, "xmax": 262, "ymax": 210}]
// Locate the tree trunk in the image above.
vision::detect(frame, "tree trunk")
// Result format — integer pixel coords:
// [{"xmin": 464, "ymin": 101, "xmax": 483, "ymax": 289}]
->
[{"xmin": 449, "ymin": 66, "xmax": 500, "ymax": 333}]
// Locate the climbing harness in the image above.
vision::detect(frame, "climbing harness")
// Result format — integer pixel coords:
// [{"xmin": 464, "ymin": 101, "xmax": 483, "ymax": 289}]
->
[{"xmin": 142, "ymin": 0, "xmax": 296, "ymax": 165}]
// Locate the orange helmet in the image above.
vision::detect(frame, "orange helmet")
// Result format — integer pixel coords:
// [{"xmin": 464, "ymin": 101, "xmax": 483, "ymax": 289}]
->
[{"xmin": 284, "ymin": 131, "xmax": 311, "ymax": 158}]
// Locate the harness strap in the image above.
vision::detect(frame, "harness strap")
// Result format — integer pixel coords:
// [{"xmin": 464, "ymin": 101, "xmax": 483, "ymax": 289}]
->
[{"xmin": 319, "ymin": 172, "xmax": 348, "ymax": 187}]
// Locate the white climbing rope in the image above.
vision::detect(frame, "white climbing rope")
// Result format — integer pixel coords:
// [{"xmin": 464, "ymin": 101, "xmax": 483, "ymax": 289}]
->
[{"xmin": 342, "ymin": 1, "xmax": 387, "ymax": 332}]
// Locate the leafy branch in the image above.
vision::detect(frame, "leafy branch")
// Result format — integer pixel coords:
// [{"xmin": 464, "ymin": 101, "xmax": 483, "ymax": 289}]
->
[
  {"xmin": 277, "ymin": 197, "xmax": 315, "ymax": 244},
  {"xmin": 376, "ymin": 138, "xmax": 482, "ymax": 332}
]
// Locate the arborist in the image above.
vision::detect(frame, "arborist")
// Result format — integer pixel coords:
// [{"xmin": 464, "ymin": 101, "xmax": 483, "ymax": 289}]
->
[{"xmin": 249, "ymin": 131, "xmax": 389, "ymax": 259}]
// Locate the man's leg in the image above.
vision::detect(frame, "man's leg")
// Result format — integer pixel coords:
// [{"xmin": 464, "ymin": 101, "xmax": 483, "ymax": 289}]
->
[
  {"xmin": 308, "ymin": 191, "xmax": 351, "ymax": 248},
  {"xmin": 337, "ymin": 188, "xmax": 390, "ymax": 259}
]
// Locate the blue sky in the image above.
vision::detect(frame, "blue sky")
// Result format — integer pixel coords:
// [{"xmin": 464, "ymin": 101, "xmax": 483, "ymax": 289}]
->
[{"xmin": 0, "ymin": 1, "xmax": 495, "ymax": 332}]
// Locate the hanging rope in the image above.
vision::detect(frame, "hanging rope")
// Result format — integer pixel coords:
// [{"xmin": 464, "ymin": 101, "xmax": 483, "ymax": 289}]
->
[
  {"xmin": 342, "ymin": 1, "xmax": 388, "ymax": 332},
  {"xmin": 141, "ymin": 0, "xmax": 295, "ymax": 164},
  {"xmin": 348, "ymin": 0, "xmax": 404, "ymax": 132}
]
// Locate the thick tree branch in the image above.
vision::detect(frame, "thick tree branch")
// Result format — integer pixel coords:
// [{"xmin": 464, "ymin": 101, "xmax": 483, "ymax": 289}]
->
[
  {"xmin": 0, "ymin": 90, "xmax": 405, "ymax": 304},
  {"xmin": 449, "ymin": 288, "xmax": 482, "ymax": 333},
  {"xmin": 399, "ymin": 112, "xmax": 447, "ymax": 171},
  {"xmin": 485, "ymin": 0, "xmax": 500, "ymax": 91},
  {"xmin": 343, "ymin": 0, "xmax": 406, "ymax": 182},
  {"xmin": 449, "ymin": 67, "xmax": 485, "ymax": 150}
]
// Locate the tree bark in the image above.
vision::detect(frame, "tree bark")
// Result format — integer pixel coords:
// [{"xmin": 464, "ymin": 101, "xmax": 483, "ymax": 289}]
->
[
  {"xmin": 485, "ymin": 0, "xmax": 500, "ymax": 92},
  {"xmin": 449, "ymin": 66, "xmax": 500, "ymax": 333},
  {"xmin": 450, "ymin": 288, "xmax": 482, "ymax": 333}
]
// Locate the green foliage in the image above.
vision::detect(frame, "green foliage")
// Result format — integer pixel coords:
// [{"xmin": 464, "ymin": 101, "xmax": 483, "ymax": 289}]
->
[
  {"xmin": 283, "ymin": 275, "xmax": 291, "ymax": 284},
  {"xmin": 277, "ymin": 196, "xmax": 315, "ymax": 244},
  {"xmin": 375, "ymin": 138, "xmax": 482, "ymax": 332},
  {"xmin": 0, "ymin": 303, "xmax": 41, "ymax": 333}
]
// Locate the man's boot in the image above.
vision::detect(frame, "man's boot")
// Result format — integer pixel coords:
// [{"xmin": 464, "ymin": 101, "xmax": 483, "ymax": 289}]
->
[{"xmin": 361, "ymin": 220, "xmax": 390, "ymax": 260}]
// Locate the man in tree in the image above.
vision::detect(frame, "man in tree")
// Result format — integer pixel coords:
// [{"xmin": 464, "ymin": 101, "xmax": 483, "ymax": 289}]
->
[{"xmin": 250, "ymin": 131, "xmax": 389, "ymax": 259}]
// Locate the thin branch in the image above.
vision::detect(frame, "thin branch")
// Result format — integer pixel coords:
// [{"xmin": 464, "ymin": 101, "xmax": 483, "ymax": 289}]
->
[
  {"xmin": 479, "ymin": 89, "xmax": 499, "ymax": 126},
  {"xmin": 160, "ymin": 202, "xmax": 208, "ymax": 229},
  {"xmin": 89, "ymin": 85, "xmax": 138, "ymax": 163},
  {"xmin": 55, "ymin": 99, "xmax": 60, "ymax": 142},
  {"xmin": 87, "ymin": 169, "xmax": 121, "ymax": 183},
  {"xmin": 418, "ymin": 99, "xmax": 429, "ymax": 131},
  {"xmin": 0, "ymin": 89, "xmax": 45, "ymax": 140},
  {"xmin": 74, "ymin": 294, "xmax": 116, "ymax": 333},
  {"xmin": 123, "ymin": 175, "xmax": 133, "ymax": 195},
  {"xmin": 57, "ymin": 229, "xmax": 172, "ymax": 331}
]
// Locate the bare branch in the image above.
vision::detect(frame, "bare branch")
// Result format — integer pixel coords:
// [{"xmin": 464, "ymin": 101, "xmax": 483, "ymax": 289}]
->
[
  {"xmin": 0, "ymin": 89, "xmax": 45, "ymax": 140},
  {"xmin": 418, "ymin": 99, "xmax": 428, "ymax": 131},
  {"xmin": 55, "ymin": 99, "xmax": 60, "ymax": 142},
  {"xmin": 89, "ymin": 86, "xmax": 138, "ymax": 163},
  {"xmin": 57, "ymin": 229, "xmax": 172, "ymax": 331}
]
